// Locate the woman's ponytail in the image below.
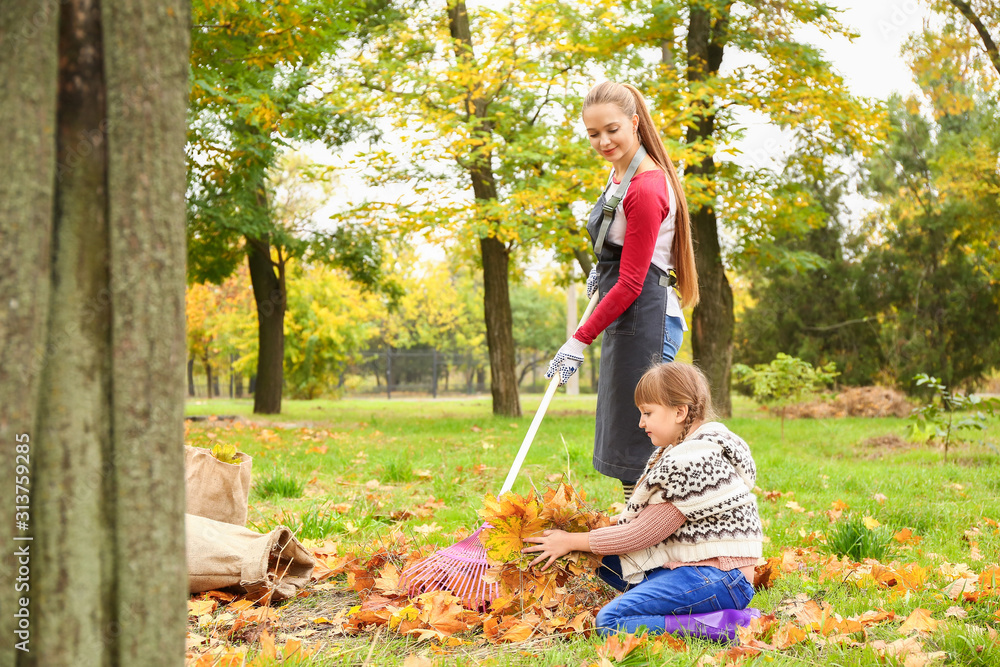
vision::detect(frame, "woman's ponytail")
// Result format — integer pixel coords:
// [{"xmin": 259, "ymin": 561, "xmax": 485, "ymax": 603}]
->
[{"xmin": 620, "ymin": 84, "xmax": 699, "ymax": 308}]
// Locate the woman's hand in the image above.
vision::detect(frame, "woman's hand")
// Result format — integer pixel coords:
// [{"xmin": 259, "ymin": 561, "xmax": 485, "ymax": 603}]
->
[{"xmin": 521, "ymin": 530, "xmax": 591, "ymax": 570}]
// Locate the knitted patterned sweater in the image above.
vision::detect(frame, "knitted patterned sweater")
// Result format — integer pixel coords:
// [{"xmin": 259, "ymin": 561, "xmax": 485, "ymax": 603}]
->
[{"xmin": 613, "ymin": 421, "xmax": 764, "ymax": 584}]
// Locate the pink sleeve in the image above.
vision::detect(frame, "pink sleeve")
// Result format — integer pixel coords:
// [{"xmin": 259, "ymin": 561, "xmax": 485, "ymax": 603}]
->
[
  {"xmin": 587, "ymin": 502, "xmax": 685, "ymax": 556},
  {"xmin": 574, "ymin": 172, "xmax": 671, "ymax": 345}
]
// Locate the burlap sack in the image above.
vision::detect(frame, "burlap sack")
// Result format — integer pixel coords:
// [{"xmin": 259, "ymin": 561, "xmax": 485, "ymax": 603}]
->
[
  {"xmin": 185, "ymin": 445, "xmax": 252, "ymax": 526},
  {"xmin": 186, "ymin": 514, "xmax": 316, "ymax": 601}
]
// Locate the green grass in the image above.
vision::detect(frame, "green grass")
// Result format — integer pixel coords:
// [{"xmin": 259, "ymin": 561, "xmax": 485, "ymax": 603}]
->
[
  {"xmin": 254, "ymin": 468, "xmax": 306, "ymax": 499},
  {"xmin": 823, "ymin": 515, "xmax": 897, "ymax": 562},
  {"xmin": 184, "ymin": 392, "xmax": 1000, "ymax": 666}
]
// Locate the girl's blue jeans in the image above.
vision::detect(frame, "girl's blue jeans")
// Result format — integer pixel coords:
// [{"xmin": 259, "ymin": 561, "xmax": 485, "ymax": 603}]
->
[
  {"xmin": 662, "ymin": 314, "xmax": 685, "ymax": 362},
  {"xmin": 595, "ymin": 555, "xmax": 755, "ymax": 635}
]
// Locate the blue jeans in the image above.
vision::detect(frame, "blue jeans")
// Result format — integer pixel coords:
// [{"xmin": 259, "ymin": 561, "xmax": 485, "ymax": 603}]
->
[
  {"xmin": 595, "ymin": 555, "xmax": 755, "ymax": 635},
  {"xmin": 662, "ymin": 314, "xmax": 685, "ymax": 362}
]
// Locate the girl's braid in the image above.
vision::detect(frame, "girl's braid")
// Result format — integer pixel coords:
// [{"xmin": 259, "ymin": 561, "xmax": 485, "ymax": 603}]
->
[
  {"xmin": 677, "ymin": 405, "xmax": 698, "ymax": 444},
  {"xmin": 633, "ymin": 403, "xmax": 701, "ymax": 494}
]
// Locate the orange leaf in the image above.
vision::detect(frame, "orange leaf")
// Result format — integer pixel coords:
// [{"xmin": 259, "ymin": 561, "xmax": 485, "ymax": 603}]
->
[
  {"xmin": 854, "ymin": 609, "xmax": 896, "ymax": 626},
  {"xmin": 416, "ymin": 590, "xmax": 469, "ymax": 636},
  {"xmin": 597, "ymin": 632, "xmax": 648, "ymax": 661},
  {"xmin": 499, "ymin": 621, "xmax": 536, "ymax": 643},
  {"xmin": 899, "ymin": 608, "xmax": 938, "ymax": 635},
  {"xmin": 754, "ymin": 559, "xmax": 778, "ymax": 590},
  {"xmin": 258, "ymin": 630, "xmax": 277, "ymax": 659},
  {"xmin": 772, "ymin": 622, "xmax": 808, "ymax": 649},
  {"xmin": 229, "ymin": 599, "xmax": 256, "ymax": 613},
  {"xmin": 650, "ymin": 633, "xmax": 687, "ymax": 653},
  {"xmin": 894, "ymin": 528, "xmax": 923, "ymax": 545},
  {"xmin": 978, "ymin": 566, "xmax": 1000, "ymax": 590}
]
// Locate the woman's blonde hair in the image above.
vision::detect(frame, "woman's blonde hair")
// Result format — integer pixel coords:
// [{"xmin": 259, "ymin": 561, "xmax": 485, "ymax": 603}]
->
[{"xmin": 584, "ymin": 81, "xmax": 699, "ymax": 308}]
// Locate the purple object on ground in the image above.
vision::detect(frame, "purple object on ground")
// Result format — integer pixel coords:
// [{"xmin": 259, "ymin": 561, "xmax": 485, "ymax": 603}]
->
[{"xmin": 662, "ymin": 607, "xmax": 762, "ymax": 642}]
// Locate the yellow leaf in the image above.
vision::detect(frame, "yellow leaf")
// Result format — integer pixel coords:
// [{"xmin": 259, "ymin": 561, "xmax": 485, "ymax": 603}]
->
[
  {"xmin": 863, "ymin": 516, "xmax": 881, "ymax": 529},
  {"xmin": 899, "ymin": 608, "xmax": 938, "ymax": 635},
  {"xmin": 188, "ymin": 599, "xmax": 217, "ymax": 616}
]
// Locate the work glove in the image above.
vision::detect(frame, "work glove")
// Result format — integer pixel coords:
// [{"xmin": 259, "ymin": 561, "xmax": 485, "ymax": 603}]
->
[
  {"xmin": 586, "ymin": 266, "xmax": 599, "ymax": 300},
  {"xmin": 545, "ymin": 337, "xmax": 587, "ymax": 385}
]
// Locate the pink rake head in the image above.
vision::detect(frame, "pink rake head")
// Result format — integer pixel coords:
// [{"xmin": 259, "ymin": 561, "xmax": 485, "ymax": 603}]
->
[{"xmin": 399, "ymin": 524, "xmax": 499, "ymax": 610}]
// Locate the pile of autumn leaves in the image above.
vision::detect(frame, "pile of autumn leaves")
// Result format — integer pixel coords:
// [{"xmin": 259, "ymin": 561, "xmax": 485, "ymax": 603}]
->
[
  {"xmin": 311, "ymin": 484, "xmax": 613, "ymax": 644},
  {"xmin": 186, "ymin": 484, "xmax": 1000, "ymax": 666}
]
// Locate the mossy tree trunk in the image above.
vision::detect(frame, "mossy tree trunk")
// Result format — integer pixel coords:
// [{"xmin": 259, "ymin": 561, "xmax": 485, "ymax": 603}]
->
[{"xmin": 0, "ymin": 0, "xmax": 189, "ymax": 665}]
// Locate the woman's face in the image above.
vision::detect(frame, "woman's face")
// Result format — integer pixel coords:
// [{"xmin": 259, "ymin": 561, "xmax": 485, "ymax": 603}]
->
[{"xmin": 582, "ymin": 103, "xmax": 638, "ymax": 163}]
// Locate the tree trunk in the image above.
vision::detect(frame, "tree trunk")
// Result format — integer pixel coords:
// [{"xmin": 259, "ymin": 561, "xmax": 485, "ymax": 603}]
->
[
  {"xmin": 684, "ymin": 1, "xmax": 734, "ymax": 416},
  {"xmin": 204, "ymin": 357, "xmax": 213, "ymax": 400},
  {"xmin": 0, "ymin": 0, "xmax": 189, "ymax": 665},
  {"xmin": 246, "ymin": 233, "xmax": 285, "ymax": 414},
  {"xmin": 480, "ymin": 237, "xmax": 520, "ymax": 414},
  {"xmin": 235, "ymin": 371, "xmax": 244, "ymax": 398},
  {"xmin": 187, "ymin": 358, "xmax": 196, "ymax": 396},
  {"xmin": 448, "ymin": 0, "xmax": 521, "ymax": 416}
]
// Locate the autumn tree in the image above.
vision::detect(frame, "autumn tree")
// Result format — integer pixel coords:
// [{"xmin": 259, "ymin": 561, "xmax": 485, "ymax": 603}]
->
[
  {"xmin": 187, "ymin": 1, "xmax": 394, "ymax": 414},
  {"xmin": 941, "ymin": 0, "xmax": 1000, "ymax": 76},
  {"xmin": 283, "ymin": 260, "xmax": 385, "ymax": 398},
  {"xmin": 0, "ymin": 0, "xmax": 188, "ymax": 664},
  {"xmin": 862, "ymin": 24, "xmax": 1000, "ymax": 388},
  {"xmin": 738, "ymin": 18, "xmax": 1000, "ymax": 390},
  {"xmin": 336, "ymin": 0, "xmax": 607, "ymax": 416},
  {"xmin": 603, "ymin": 0, "xmax": 881, "ymax": 414}
]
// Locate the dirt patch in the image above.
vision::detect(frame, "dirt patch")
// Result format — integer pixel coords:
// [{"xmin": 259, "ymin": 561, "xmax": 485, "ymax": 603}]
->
[
  {"xmin": 857, "ymin": 434, "xmax": 913, "ymax": 459},
  {"xmin": 783, "ymin": 386, "xmax": 914, "ymax": 419}
]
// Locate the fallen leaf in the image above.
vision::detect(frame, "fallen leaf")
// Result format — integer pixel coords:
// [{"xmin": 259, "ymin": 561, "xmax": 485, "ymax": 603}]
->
[
  {"xmin": 943, "ymin": 578, "xmax": 977, "ymax": 600},
  {"xmin": 403, "ymin": 656, "xmax": 433, "ymax": 667},
  {"xmin": 597, "ymin": 632, "xmax": 648, "ymax": 661},
  {"xmin": 188, "ymin": 599, "xmax": 217, "ymax": 616},
  {"xmin": 899, "ymin": 608, "xmax": 938, "ymax": 635},
  {"xmin": 894, "ymin": 528, "xmax": 923, "ymax": 545},
  {"xmin": 863, "ymin": 516, "xmax": 881, "ymax": 529},
  {"xmin": 786, "ymin": 501, "xmax": 805, "ymax": 513},
  {"xmin": 944, "ymin": 606, "xmax": 967, "ymax": 619},
  {"xmin": 854, "ymin": 609, "xmax": 896, "ymax": 626},
  {"xmin": 772, "ymin": 622, "xmax": 808, "ymax": 648},
  {"xmin": 258, "ymin": 630, "xmax": 277, "ymax": 659},
  {"xmin": 229, "ymin": 599, "xmax": 256, "ymax": 613},
  {"xmin": 414, "ymin": 523, "xmax": 443, "ymax": 536}
]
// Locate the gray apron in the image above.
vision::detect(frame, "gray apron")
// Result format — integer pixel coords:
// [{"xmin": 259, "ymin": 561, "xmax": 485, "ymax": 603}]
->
[{"xmin": 586, "ymin": 178, "xmax": 672, "ymax": 482}]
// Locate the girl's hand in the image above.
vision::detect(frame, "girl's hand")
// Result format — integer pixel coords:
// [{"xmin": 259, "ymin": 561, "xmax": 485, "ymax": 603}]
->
[{"xmin": 521, "ymin": 529, "xmax": 590, "ymax": 571}]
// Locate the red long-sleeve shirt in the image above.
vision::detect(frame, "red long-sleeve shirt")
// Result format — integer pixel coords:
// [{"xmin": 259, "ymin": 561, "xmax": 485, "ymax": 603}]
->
[{"xmin": 574, "ymin": 170, "xmax": 672, "ymax": 345}]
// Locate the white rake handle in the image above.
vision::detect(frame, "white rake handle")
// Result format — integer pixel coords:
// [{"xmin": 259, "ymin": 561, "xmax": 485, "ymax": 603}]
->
[{"xmin": 497, "ymin": 291, "xmax": 600, "ymax": 495}]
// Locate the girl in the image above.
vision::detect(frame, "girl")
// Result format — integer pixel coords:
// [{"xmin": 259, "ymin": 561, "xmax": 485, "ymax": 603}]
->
[
  {"xmin": 545, "ymin": 80, "xmax": 699, "ymax": 502},
  {"xmin": 524, "ymin": 363, "xmax": 762, "ymax": 636}
]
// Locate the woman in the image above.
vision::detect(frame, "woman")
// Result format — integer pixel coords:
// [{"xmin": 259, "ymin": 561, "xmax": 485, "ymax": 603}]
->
[{"xmin": 546, "ymin": 80, "xmax": 699, "ymax": 500}]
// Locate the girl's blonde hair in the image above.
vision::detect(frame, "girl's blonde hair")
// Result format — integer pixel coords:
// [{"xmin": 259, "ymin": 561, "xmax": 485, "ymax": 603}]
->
[
  {"xmin": 634, "ymin": 362, "xmax": 716, "ymax": 445},
  {"xmin": 584, "ymin": 80, "xmax": 699, "ymax": 308}
]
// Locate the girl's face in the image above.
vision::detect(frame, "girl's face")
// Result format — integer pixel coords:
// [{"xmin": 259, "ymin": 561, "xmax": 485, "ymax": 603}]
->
[
  {"xmin": 582, "ymin": 103, "xmax": 639, "ymax": 163},
  {"xmin": 637, "ymin": 403, "xmax": 688, "ymax": 448}
]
